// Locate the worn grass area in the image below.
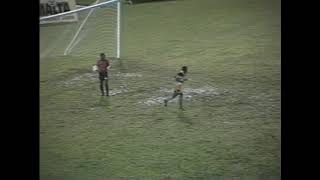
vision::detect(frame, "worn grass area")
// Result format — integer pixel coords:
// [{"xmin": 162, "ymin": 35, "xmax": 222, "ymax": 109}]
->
[{"xmin": 40, "ymin": 0, "xmax": 281, "ymax": 179}]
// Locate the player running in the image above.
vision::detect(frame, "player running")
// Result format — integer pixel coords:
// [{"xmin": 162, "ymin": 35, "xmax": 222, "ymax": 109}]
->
[{"xmin": 164, "ymin": 66, "xmax": 188, "ymax": 109}]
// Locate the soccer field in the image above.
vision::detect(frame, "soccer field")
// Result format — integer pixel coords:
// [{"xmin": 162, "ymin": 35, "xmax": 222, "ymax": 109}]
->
[{"xmin": 40, "ymin": 0, "xmax": 281, "ymax": 179}]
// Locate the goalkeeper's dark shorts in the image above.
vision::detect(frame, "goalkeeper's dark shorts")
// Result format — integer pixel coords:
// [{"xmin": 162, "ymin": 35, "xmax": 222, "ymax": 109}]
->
[{"xmin": 99, "ymin": 72, "xmax": 108, "ymax": 81}]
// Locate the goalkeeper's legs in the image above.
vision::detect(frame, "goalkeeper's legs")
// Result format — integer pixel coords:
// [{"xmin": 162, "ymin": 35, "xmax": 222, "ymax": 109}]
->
[
  {"xmin": 105, "ymin": 79, "xmax": 109, "ymax": 96},
  {"xmin": 100, "ymin": 80, "xmax": 104, "ymax": 96},
  {"xmin": 99, "ymin": 73, "xmax": 109, "ymax": 96}
]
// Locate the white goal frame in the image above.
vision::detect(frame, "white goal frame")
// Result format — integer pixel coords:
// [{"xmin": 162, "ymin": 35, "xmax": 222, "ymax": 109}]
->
[{"xmin": 40, "ymin": 0, "xmax": 122, "ymax": 59}]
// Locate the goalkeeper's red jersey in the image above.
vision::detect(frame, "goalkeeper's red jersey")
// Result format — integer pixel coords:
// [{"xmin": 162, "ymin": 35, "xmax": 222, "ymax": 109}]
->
[{"xmin": 97, "ymin": 59, "xmax": 110, "ymax": 73}]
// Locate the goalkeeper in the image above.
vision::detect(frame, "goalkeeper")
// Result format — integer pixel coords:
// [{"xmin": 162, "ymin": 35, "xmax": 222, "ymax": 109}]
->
[
  {"xmin": 96, "ymin": 53, "xmax": 110, "ymax": 96},
  {"xmin": 164, "ymin": 66, "xmax": 188, "ymax": 109}
]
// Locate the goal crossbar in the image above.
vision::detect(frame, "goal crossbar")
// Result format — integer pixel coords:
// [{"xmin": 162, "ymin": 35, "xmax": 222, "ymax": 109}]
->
[{"xmin": 40, "ymin": 0, "xmax": 119, "ymax": 21}]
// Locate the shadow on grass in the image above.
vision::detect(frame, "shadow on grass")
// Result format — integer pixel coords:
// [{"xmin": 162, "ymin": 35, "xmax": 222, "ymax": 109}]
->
[
  {"xmin": 97, "ymin": 96, "xmax": 111, "ymax": 107},
  {"xmin": 177, "ymin": 109, "xmax": 193, "ymax": 126}
]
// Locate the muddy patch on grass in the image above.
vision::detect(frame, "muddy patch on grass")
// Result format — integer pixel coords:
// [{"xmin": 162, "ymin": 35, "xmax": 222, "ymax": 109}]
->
[
  {"xmin": 113, "ymin": 72, "xmax": 143, "ymax": 78},
  {"xmin": 58, "ymin": 72, "xmax": 143, "ymax": 88},
  {"xmin": 139, "ymin": 86, "xmax": 221, "ymax": 106},
  {"xmin": 58, "ymin": 72, "xmax": 96, "ymax": 87},
  {"xmin": 109, "ymin": 86, "xmax": 129, "ymax": 96}
]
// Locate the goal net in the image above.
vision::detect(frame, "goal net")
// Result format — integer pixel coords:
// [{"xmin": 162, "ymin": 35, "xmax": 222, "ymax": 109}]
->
[{"xmin": 40, "ymin": 0, "xmax": 121, "ymax": 59}]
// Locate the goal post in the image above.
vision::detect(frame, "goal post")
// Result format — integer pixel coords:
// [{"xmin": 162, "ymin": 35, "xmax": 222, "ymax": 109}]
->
[
  {"xmin": 40, "ymin": 0, "xmax": 122, "ymax": 59},
  {"xmin": 116, "ymin": 0, "xmax": 121, "ymax": 59}
]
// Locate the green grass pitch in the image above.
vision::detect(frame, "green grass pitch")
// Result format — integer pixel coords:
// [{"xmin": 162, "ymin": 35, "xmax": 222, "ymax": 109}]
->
[{"xmin": 40, "ymin": 0, "xmax": 280, "ymax": 179}]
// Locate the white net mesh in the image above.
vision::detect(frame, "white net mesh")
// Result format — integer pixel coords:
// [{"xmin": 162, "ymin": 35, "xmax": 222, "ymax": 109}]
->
[{"xmin": 40, "ymin": 0, "xmax": 120, "ymax": 59}]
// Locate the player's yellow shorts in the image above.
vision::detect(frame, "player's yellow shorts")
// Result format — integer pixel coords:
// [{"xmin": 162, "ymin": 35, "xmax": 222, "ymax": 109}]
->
[{"xmin": 174, "ymin": 83, "xmax": 183, "ymax": 93}]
